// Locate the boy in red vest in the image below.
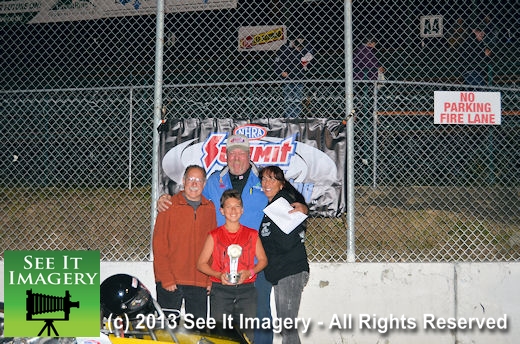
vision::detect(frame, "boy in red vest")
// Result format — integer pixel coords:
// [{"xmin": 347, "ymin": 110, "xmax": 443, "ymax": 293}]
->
[{"xmin": 197, "ymin": 189, "xmax": 268, "ymax": 343}]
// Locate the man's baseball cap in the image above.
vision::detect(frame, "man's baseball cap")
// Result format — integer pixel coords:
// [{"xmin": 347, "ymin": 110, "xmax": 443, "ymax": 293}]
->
[{"xmin": 226, "ymin": 134, "xmax": 250, "ymax": 153}]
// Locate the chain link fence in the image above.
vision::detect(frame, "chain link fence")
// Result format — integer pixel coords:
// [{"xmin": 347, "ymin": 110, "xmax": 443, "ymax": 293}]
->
[{"xmin": 1, "ymin": 1, "xmax": 519, "ymax": 262}]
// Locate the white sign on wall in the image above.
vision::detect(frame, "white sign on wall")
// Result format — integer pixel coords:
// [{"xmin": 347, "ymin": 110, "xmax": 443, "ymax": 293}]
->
[
  {"xmin": 434, "ymin": 91, "xmax": 501, "ymax": 125},
  {"xmin": 420, "ymin": 15, "xmax": 443, "ymax": 38}
]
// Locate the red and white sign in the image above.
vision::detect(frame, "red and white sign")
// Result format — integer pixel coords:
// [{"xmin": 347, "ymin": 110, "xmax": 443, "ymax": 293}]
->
[{"xmin": 434, "ymin": 91, "xmax": 501, "ymax": 125}]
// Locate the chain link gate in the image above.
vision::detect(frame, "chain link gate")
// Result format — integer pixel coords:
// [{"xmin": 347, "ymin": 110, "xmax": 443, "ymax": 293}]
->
[{"xmin": 1, "ymin": 1, "xmax": 519, "ymax": 262}]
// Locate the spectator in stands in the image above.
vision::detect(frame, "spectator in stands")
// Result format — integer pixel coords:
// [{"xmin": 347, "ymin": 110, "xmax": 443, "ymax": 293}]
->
[
  {"xmin": 152, "ymin": 165, "xmax": 216, "ymax": 320},
  {"xmin": 353, "ymin": 38, "xmax": 385, "ymax": 81},
  {"xmin": 275, "ymin": 37, "xmax": 314, "ymax": 118},
  {"xmin": 482, "ymin": 13, "xmax": 498, "ymax": 47},
  {"xmin": 448, "ymin": 17, "xmax": 467, "ymax": 48},
  {"xmin": 459, "ymin": 27, "xmax": 492, "ymax": 86}
]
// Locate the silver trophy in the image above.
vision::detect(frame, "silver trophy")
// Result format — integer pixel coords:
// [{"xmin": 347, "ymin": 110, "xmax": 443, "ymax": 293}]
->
[{"xmin": 226, "ymin": 244, "xmax": 243, "ymax": 284}]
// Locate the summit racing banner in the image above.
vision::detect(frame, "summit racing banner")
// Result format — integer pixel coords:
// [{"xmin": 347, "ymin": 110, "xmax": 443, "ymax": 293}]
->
[{"xmin": 159, "ymin": 118, "xmax": 346, "ymax": 217}]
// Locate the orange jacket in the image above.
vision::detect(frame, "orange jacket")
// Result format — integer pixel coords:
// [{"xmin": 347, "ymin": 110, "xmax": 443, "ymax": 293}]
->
[{"xmin": 153, "ymin": 192, "xmax": 216, "ymax": 288}]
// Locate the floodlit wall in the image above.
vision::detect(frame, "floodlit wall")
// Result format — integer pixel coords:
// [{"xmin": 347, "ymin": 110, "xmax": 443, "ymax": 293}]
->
[{"xmin": 2, "ymin": 262, "xmax": 518, "ymax": 343}]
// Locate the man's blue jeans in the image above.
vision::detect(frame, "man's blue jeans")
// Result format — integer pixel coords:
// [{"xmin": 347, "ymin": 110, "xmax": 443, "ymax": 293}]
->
[{"xmin": 283, "ymin": 82, "xmax": 303, "ymax": 118}]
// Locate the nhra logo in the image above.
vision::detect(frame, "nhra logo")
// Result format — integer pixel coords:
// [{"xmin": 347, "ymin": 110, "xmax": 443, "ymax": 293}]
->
[
  {"xmin": 234, "ymin": 124, "xmax": 267, "ymax": 139},
  {"xmin": 201, "ymin": 127, "xmax": 296, "ymax": 171}
]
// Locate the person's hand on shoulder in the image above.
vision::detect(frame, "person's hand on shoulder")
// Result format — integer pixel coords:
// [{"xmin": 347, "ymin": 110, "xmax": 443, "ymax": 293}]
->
[
  {"xmin": 289, "ymin": 202, "xmax": 308, "ymax": 215},
  {"xmin": 157, "ymin": 194, "xmax": 172, "ymax": 212}
]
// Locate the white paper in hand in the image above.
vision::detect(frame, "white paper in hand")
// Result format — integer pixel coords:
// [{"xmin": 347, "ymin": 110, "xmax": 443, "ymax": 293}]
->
[{"xmin": 263, "ymin": 197, "xmax": 308, "ymax": 234}]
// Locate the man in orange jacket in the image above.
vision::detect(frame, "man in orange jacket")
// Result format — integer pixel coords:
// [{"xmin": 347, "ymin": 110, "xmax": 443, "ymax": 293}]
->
[{"xmin": 153, "ymin": 165, "xmax": 217, "ymax": 320}]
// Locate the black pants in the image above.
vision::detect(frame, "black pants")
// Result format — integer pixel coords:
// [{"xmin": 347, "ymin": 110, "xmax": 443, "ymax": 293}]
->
[
  {"xmin": 210, "ymin": 282, "xmax": 257, "ymax": 343},
  {"xmin": 156, "ymin": 282, "xmax": 207, "ymax": 320}
]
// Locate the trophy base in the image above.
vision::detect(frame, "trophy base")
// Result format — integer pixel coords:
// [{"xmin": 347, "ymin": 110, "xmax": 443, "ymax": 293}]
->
[{"xmin": 227, "ymin": 272, "xmax": 240, "ymax": 284}]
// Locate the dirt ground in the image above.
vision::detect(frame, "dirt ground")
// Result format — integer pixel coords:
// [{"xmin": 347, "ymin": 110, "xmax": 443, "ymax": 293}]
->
[{"xmin": 2, "ymin": 186, "xmax": 519, "ymax": 262}]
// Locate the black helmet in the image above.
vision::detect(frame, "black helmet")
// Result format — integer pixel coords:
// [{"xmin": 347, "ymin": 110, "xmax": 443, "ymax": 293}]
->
[{"xmin": 100, "ymin": 274, "xmax": 154, "ymax": 318}]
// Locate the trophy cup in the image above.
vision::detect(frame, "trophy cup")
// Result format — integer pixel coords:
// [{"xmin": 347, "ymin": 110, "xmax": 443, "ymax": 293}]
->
[{"xmin": 227, "ymin": 244, "xmax": 243, "ymax": 284}]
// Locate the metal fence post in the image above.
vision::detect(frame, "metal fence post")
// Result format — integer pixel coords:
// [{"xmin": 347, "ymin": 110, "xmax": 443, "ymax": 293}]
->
[
  {"xmin": 345, "ymin": 0, "xmax": 356, "ymax": 263},
  {"xmin": 128, "ymin": 87, "xmax": 134, "ymax": 190},
  {"xmin": 372, "ymin": 82, "xmax": 379, "ymax": 189},
  {"xmin": 150, "ymin": 0, "xmax": 166, "ymax": 261}
]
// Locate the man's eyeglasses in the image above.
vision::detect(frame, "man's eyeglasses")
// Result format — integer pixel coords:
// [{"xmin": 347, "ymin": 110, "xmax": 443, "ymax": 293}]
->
[{"xmin": 185, "ymin": 177, "xmax": 204, "ymax": 184}]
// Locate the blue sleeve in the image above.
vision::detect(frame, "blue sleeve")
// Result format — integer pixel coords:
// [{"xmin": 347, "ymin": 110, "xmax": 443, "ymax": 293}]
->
[
  {"xmin": 240, "ymin": 182, "xmax": 268, "ymax": 231},
  {"xmin": 202, "ymin": 171, "xmax": 229, "ymax": 226}
]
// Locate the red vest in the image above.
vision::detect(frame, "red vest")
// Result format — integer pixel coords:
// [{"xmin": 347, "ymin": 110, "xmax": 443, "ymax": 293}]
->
[{"xmin": 210, "ymin": 224, "xmax": 258, "ymax": 283}]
